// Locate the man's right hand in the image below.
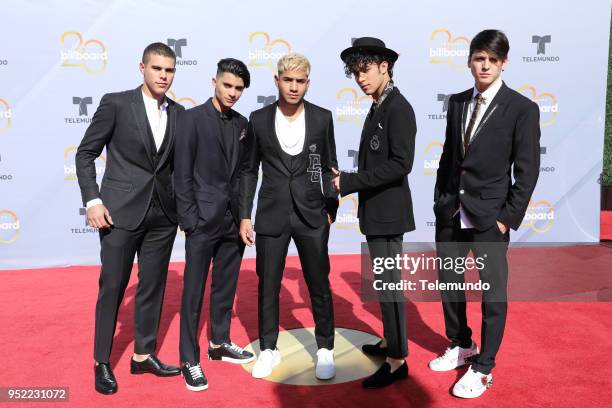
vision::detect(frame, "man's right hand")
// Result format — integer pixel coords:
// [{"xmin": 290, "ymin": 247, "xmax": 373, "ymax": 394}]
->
[
  {"xmin": 87, "ymin": 204, "xmax": 113, "ymax": 229},
  {"xmin": 240, "ymin": 219, "xmax": 255, "ymax": 247}
]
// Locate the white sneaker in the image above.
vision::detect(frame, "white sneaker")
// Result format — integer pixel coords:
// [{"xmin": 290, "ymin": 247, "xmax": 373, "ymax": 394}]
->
[
  {"xmin": 452, "ymin": 366, "xmax": 493, "ymax": 398},
  {"xmin": 428, "ymin": 342, "xmax": 479, "ymax": 371},
  {"xmin": 315, "ymin": 348, "xmax": 335, "ymax": 380},
  {"xmin": 251, "ymin": 349, "xmax": 281, "ymax": 379}
]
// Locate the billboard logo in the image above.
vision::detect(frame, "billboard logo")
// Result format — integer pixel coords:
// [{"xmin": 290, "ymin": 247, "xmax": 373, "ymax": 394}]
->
[
  {"xmin": 335, "ymin": 88, "xmax": 372, "ymax": 126},
  {"xmin": 522, "ymin": 35, "xmax": 559, "ymax": 63},
  {"xmin": 335, "ymin": 196, "xmax": 359, "ymax": 232},
  {"xmin": 423, "ymin": 141, "xmax": 443, "ymax": 176},
  {"xmin": 429, "ymin": 29, "xmax": 470, "ymax": 72},
  {"xmin": 60, "ymin": 32, "xmax": 107, "ymax": 75},
  {"xmin": 0, "ymin": 98, "xmax": 11, "ymax": 133},
  {"xmin": 167, "ymin": 38, "xmax": 198, "ymax": 66},
  {"xmin": 167, "ymin": 90, "xmax": 197, "ymax": 108},
  {"xmin": 257, "ymin": 95, "xmax": 277, "ymax": 107},
  {"xmin": 521, "ymin": 199, "xmax": 555, "ymax": 233},
  {"xmin": 517, "ymin": 85, "xmax": 558, "ymax": 127},
  {"xmin": 64, "ymin": 146, "xmax": 106, "ymax": 181},
  {"xmin": 247, "ymin": 32, "xmax": 292, "ymax": 71},
  {"xmin": 0, "ymin": 210, "xmax": 20, "ymax": 244}
]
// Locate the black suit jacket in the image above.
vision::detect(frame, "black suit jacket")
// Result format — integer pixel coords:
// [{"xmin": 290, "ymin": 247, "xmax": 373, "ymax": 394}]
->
[
  {"xmin": 173, "ymin": 98, "xmax": 248, "ymax": 234},
  {"xmin": 239, "ymin": 101, "xmax": 339, "ymax": 236},
  {"xmin": 434, "ymin": 82, "xmax": 541, "ymax": 231},
  {"xmin": 340, "ymin": 87, "xmax": 416, "ymax": 236},
  {"xmin": 76, "ymin": 86, "xmax": 184, "ymax": 230}
]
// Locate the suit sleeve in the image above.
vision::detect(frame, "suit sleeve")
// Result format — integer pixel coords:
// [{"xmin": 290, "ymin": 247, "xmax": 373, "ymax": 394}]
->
[
  {"xmin": 173, "ymin": 110, "xmax": 199, "ymax": 232},
  {"xmin": 434, "ymin": 96, "xmax": 454, "ymax": 202},
  {"xmin": 339, "ymin": 102, "xmax": 416, "ymax": 196},
  {"xmin": 497, "ymin": 101, "xmax": 541, "ymax": 230},
  {"xmin": 239, "ymin": 118, "xmax": 260, "ymax": 220},
  {"xmin": 75, "ymin": 93, "xmax": 115, "ymax": 206},
  {"xmin": 321, "ymin": 112, "xmax": 340, "ymax": 221}
]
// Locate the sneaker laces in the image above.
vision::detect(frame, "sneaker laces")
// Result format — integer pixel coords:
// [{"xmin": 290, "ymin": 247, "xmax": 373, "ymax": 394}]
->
[
  {"xmin": 434, "ymin": 346, "xmax": 455, "ymax": 362},
  {"xmin": 188, "ymin": 364, "xmax": 203, "ymax": 380},
  {"xmin": 228, "ymin": 343, "xmax": 245, "ymax": 354}
]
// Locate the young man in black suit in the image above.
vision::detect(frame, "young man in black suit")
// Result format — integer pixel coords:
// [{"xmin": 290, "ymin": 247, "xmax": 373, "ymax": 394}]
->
[
  {"xmin": 239, "ymin": 53, "xmax": 339, "ymax": 380},
  {"xmin": 174, "ymin": 59, "xmax": 255, "ymax": 392},
  {"xmin": 431, "ymin": 30, "xmax": 540, "ymax": 398},
  {"xmin": 334, "ymin": 37, "xmax": 417, "ymax": 389},
  {"xmin": 76, "ymin": 42, "xmax": 184, "ymax": 394}
]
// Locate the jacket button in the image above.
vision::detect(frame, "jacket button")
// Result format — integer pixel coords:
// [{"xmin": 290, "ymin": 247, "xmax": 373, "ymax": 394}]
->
[
  {"xmin": 461, "ymin": 170, "xmax": 466, "ymax": 175},
  {"xmin": 459, "ymin": 189, "xmax": 465, "ymax": 194}
]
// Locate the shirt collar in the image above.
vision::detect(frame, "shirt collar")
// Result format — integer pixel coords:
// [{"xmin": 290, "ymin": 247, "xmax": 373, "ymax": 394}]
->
[
  {"xmin": 142, "ymin": 89, "xmax": 168, "ymax": 109},
  {"xmin": 472, "ymin": 77, "xmax": 502, "ymax": 103}
]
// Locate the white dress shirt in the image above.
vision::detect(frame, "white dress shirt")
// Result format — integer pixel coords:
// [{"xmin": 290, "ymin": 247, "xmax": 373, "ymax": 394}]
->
[
  {"xmin": 275, "ymin": 106, "xmax": 305, "ymax": 156},
  {"xmin": 86, "ymin": 90, "xmax": 168, "ymax": 210},
  {"xmin": 459, "ymin": 77, "xmax": 503, "ymax": 229}
]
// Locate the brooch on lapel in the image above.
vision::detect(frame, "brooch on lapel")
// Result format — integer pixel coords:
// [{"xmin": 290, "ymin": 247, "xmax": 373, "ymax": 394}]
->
[
  {"xmin": 370, "ymin": 134, "xmax": 380, "ymax": 151},
  {"xmin": 239, "ymin": 129, "xmax": 247, "ymax": 141},
  {"xmin": 378, "ymin": 122, "xmax": 383, "ymax": 130},
  {"xmin": 309, "ymin": 143, "xmax": 317, "ymax": 153}
]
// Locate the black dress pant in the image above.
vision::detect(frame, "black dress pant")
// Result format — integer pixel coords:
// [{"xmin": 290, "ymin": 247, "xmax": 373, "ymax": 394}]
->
[
  {"xmin": 255, "ymin": 208, "xmax": 334, "ymax": 351},
  {"xmin": 366, "ymin": 234, "xmax": 408, "ymax": 359},
  {"xmin": 94, "ymin": 198, "xmax": 177, "ymax": 363},
  {"xmin": 435, "ymin": 218, "xmax": 509, "ymax": 374},
  {"xmin": 179, "ymin": 211, "xmax": 245, "ymax": 364}
]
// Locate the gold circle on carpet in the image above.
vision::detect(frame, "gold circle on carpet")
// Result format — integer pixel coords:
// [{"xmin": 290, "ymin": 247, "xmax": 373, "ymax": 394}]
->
[{"xmin": 241, "ymin": 327, "xmax": 384, "ymax": 385}]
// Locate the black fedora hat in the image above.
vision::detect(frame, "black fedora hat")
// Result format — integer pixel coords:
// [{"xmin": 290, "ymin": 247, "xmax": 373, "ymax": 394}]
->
[{"xmin": 340, "ymin": 37, "xmax": 399, "ymax": 63}]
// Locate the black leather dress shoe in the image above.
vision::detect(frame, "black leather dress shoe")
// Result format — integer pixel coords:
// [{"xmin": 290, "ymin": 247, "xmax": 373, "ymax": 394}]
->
[
  {"xmin": 130, "ymin": 355, "xmax": 180, "ymax": 377},
  {"xmin": 94, "ymin": 363, "xmax": 118, "ymax": 395},
  {"xmin": 362, "ymin": 340, "xmax": 388, "ymax": 357},
  {"xmin": 362, "ymin": 361, "xmax": 408, "ymax": 389}
]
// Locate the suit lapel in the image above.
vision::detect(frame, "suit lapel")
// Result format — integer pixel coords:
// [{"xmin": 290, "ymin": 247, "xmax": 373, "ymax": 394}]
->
[
  {"xmin": 358, "ymin": 88, "xmax": 398, "ymax": 166},
  {"xmin": 229, "ymin": 114, "xmax": 242, "ymax": 178},
  {"xmin": 155, "ymin": 100, "xmax": 175, "ymax": 170},
  {"xmin": 131, "ymin": 87, "xmax": 155, "ymax": 168},
  {"xmin": 459, "ymin": 96, "xmax": 469, "ymax": 157},
  {"xmin": 295, "ymin": 101, "xmax": 313, "ymax": 170},
  {"xmin": 203, "ymin": 99, "xmax": 228, "ymax": 166},
  {"xmin": 267, "ymin": 104, "xmax": 291, "ymax": 173},
  {"xmin": 469, "ymin": 83, "xmax": 507, "ymax": 145}
]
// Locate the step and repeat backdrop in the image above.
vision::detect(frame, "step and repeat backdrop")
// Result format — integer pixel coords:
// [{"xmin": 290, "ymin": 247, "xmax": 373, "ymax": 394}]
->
[{"xmin": 0, "ymin": 0, "xmax": 610, "ymax": 268}]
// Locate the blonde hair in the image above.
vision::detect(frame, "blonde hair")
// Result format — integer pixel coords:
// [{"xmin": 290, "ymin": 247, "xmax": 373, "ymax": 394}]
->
[{"xmin": 277, "ymin": 53, "xmax": 311, "ymax": 76}]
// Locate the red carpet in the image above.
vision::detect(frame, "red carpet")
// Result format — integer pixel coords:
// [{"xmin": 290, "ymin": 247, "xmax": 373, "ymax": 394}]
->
[
  {"xmin": 602, "ymin": 211, "xmax": 612, "ymax": 240},
  {"xmin": 1, "ymin": 248, "xmax": 611, "ymax": 407}
]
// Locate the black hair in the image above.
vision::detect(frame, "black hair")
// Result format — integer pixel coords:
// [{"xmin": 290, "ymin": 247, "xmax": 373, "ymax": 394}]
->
[
  {"xmin": 142, "ymin": 42, "xmax": 176, "ymax": 64},
  {"xmin": 217, "ymin": 58, "xmax": 251, "ymax": 88},
  {"xmin": 469, "ymin": 30, "xmax": 510, "ymax": 61},
  {"xmin": 342, "ymin": 50, "xmax": 394, "ymax": 78}
]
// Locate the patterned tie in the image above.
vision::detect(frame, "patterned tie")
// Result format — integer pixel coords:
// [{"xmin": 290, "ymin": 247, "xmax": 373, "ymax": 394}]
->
[{"xmin": 463, "ymin": 94, "xmax": 485, "ymax": 154}]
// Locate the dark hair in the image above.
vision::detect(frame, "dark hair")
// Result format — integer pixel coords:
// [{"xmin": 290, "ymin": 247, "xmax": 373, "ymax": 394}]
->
[
  {"xmin": 342, "ymin": 50, "xmax": 394, "ymax": 78},
  {"xmin": 142, "ymin": 42, "xmax": 176, "ymax": 64},
  {"xmin": 469, "ymin": 30, "xmax": 509, "ymax": 61},
  {"xmin": 217, "ymin": 58, "xmax": 251, "ymax": 88}
]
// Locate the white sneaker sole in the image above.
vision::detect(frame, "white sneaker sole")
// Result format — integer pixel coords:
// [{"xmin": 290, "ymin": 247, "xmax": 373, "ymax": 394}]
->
[
  {"xmin": 251, "ymin": 356, "xmax": 281, "ymax": 378},
  {"xmin": 452, "ymin": 385, "xmax": 490, "ymax": 398},
  {"xmin": 429, "ymin": 355, "xmax": 473, "ymax": 371},
  {"xmin": 209, "ymin": 355, "xmax": 256, "ymax": 364},
  {"xmin": 185, "ymin": 383, "xmax": 208, "ymax": 392},
  {"xmin": 315, "ymin": 370, "xmax": 336, "ymax": 380}
]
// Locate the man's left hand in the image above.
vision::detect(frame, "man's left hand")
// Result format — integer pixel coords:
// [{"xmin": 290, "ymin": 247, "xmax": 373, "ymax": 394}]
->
[
  {"xmin": 331, "ymin": 167, "xmax": 340, "ymax": 193},
  {"xmin": 496, "ymin": 220, "xmax": 508, "ymax": 234}
]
